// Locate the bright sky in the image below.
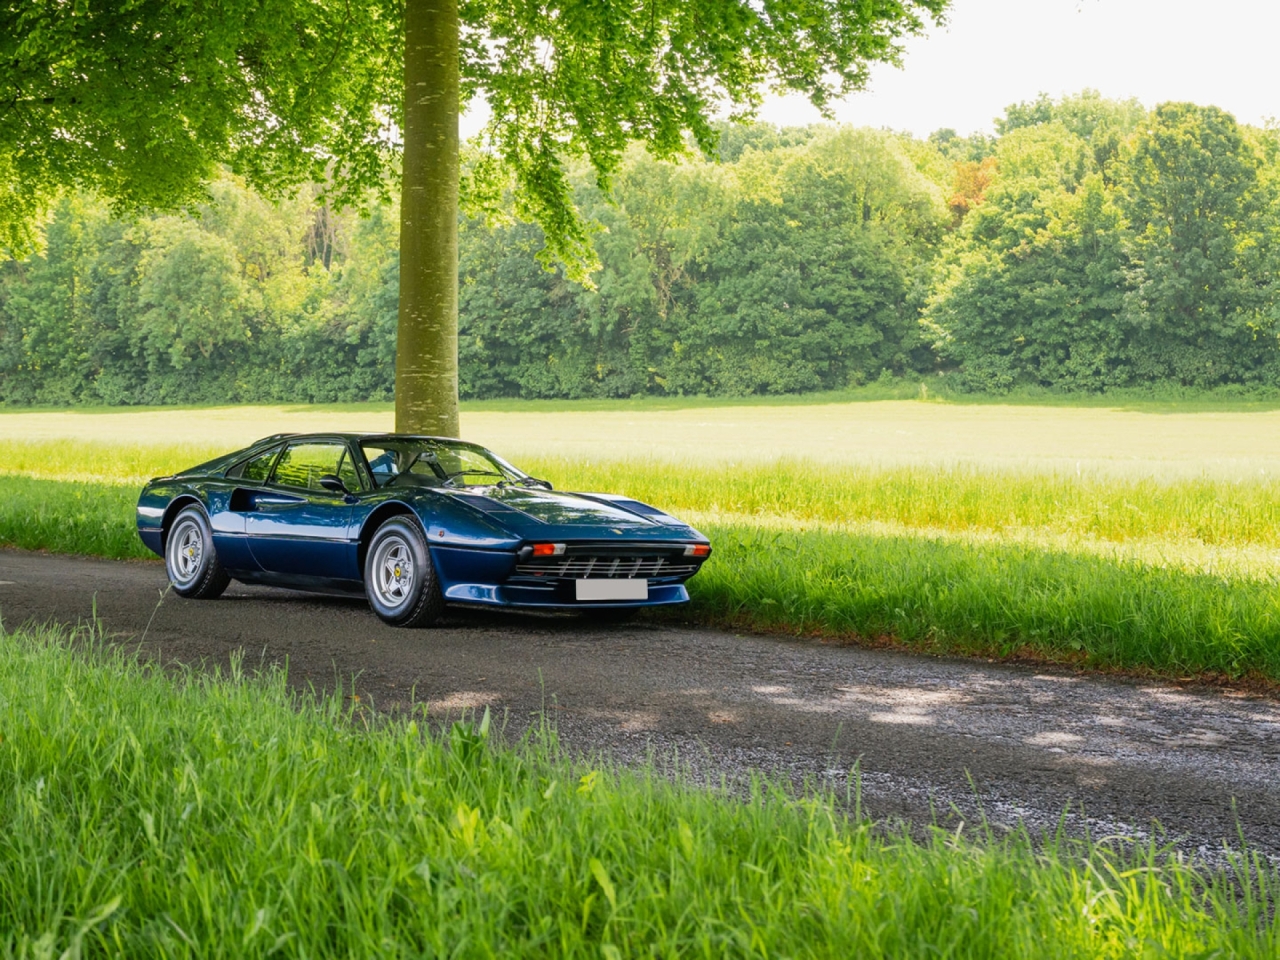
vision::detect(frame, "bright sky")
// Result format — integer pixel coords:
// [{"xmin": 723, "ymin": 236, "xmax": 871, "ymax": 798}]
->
[
  {"xmin": 461, "ymin": 0, "xmax": 1279, "ymax": 140},
  {"xmin": 756, "ymin": 0, "xmax": 1280, "ymax": 136}
]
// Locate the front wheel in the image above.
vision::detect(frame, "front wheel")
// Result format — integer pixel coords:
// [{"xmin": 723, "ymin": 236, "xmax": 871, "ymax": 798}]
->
[
  {"xmin": 165, "ymin": 505, "xmax": 230, "ymax": 599},
  {"xmin": 364, "ymin": 517, "xmax": 444, "ymax": 627}
]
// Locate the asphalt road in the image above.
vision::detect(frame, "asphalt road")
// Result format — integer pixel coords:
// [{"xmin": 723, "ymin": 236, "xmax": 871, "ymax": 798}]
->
[{"xmin": 3, "ymin": 548, "xmax": 1279, "ymax": 860}]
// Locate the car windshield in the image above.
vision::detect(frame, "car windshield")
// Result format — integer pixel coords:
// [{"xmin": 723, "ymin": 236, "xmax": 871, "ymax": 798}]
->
[{"xmin": 359, "ymin": 438, "xmax": 526, "ymax": 489}]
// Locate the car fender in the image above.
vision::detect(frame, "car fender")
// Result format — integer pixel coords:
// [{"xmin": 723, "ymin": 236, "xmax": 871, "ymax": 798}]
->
[
  {"xmin": 411, "ymin": 491, "xmax": 522, "ymax": 548},
  {"xmin": 354, "ymin": 492, "xmax": 517, "ymax": 573},
  {"xmin": 137, "ymin": 482, "xmax": 211, "ymax": 557}
]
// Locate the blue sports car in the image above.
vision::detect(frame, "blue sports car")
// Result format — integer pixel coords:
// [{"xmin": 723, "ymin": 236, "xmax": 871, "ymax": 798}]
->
[{"xmin": 136, "ymin": 433, "xmax": 711, "ymax": 626}]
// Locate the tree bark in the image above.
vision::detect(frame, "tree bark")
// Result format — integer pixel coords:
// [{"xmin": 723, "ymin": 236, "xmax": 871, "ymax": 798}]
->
[{"xmin": 396, "ymin": 0, "xmax": 460, "ymax": 436}]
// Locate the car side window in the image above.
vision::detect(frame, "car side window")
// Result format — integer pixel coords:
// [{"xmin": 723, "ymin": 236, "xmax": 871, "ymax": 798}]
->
[
  {"xmin": 271, "ymin": 442, "xmax": 346, "ymax": 491},
  {"xmin": 337, "ymin": 449, "xmax": 362, "ymax": 492},
  {"xmin": 227, "ymin": 445, "xmax": 281, "ymax": 482}
]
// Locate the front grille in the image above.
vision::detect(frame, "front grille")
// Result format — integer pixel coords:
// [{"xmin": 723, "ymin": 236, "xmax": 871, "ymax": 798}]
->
[{"xmin": 514, "ymin": 556, "xmax": 699, "ymax": 580}]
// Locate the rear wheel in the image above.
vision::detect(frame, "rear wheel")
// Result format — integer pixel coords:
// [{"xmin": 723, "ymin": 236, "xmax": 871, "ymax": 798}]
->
[
  {"xmin": 364, "ymin": 517, "xmax": 444, "ymax": 627},
  {"xmin": 165, "ymin": 505, "xmax": 230, "ymax": 599}
]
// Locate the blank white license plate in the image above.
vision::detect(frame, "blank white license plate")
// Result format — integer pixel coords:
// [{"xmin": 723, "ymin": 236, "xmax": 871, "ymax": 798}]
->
[{"xmin": 576, "ymin": 579, "xmax": 648, "ymax": 601}]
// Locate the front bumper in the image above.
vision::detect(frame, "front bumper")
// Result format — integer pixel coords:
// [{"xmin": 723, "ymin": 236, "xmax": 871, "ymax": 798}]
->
[
  {"xmin": 443, "ymin": 581, "xmax": 690, "ymax": 608},
  {"xmin": 430, "ymin": 540, "xmax": 704, "ymax": 610}
]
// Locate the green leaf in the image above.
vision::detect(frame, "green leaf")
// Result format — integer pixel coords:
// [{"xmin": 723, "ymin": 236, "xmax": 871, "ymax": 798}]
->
[{"xmin": 588, "ymin": 857, "xmax": 617, "ymax": 912}]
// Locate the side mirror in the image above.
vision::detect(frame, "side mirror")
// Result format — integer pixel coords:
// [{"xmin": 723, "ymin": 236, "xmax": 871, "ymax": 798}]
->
[{"xmin": 318, "ymin": 474, "xmax": 349, "ymax": 495}]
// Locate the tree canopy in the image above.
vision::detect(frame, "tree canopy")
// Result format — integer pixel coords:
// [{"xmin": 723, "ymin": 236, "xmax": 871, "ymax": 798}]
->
[
  {"xmin": 0, "ymin": 1, "xmax": 396, "ymax": 253},
  {"xmin": 3, "ymin": 0, "xmax": 951, "ymax": 431},
  {"xmin": 3, "ymin": 0, "xmax": 950, "ymax": 256},
  {"xmin": 6, "ymin": 96, "xmax": 1278, "ymax": 406},
  {"xmin": 926, "ymin": 95, "xmax": 1280, "ymax": 392}
]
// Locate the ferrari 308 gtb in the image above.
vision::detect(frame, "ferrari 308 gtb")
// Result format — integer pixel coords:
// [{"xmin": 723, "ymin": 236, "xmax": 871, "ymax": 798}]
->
[{"xmin": 136, "ymin": 433, "xmax": 711, "ymax": 626}]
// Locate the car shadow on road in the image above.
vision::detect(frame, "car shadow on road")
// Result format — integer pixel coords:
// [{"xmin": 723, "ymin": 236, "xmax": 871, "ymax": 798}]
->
[{"xmin": 216, "ymin": 585, "xmax": 666, "ymax": 635}]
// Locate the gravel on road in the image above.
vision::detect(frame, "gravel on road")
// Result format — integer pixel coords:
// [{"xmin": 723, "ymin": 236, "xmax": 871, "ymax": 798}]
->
[{"xmin": 3, "ymin": 549, "xmax": 1278, "ymax": 861}]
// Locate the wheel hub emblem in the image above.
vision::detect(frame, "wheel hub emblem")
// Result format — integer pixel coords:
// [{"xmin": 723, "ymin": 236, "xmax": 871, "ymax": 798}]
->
[{"xmin": 394, "ymin": 565, "xmax": 402, "ymax": 577}]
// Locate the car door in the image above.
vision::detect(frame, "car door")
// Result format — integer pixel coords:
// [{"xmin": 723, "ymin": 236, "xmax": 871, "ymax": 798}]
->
[
  {"xmin": 245, "ymin": 439, "xmax": 361, "ymax": 580},
  {"xmin": 215, "ymin": 443, "xmax": 286, "ymax": 571}
]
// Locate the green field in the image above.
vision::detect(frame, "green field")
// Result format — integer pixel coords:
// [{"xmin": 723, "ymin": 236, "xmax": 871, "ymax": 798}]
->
[
  {"xmin": 2, "ymin": 623, "xmax": 1275, "ymax": 957},
  {"xmin": 3, "ymin": 397, "xmax": 1280, "ymax": 681},
  {"xmin": 7, "ymin": 394, "xmax": 1280, "ymax": 477}
]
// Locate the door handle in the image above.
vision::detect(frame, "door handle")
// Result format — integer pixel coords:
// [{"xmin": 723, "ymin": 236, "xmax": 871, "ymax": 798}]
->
[
  {"xmin": 231, "ymin": 488, "xmax": 306, "ymax": 511},
  {"xmin": 254, "ymin": 495, "xmax": 306, "ymax": 506}
]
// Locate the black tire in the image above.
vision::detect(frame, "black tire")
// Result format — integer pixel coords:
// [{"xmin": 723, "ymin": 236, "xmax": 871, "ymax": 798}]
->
[
  {"xmin": 165, "ymin": 505, "xmax": 231, "ymax": 599},
  {"xmin": 364, "ymin": 517, "xmax": 444, "ymax": 627},
  {"xmin": 581, "ymin": 606, "xmax": 638, "ymax": 624}
]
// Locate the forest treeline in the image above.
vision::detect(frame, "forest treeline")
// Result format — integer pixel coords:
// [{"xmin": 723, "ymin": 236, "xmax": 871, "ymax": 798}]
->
[{"xmin": 3, "ymin": 91, "xmax": 1279, "ymax": 405}]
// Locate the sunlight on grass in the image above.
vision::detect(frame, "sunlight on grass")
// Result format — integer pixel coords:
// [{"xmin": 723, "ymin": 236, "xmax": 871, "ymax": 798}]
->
[
  {"xmin": 680, "ymin": 511, "xmax": 1280, "ymax": 582},
  {"xmin": 6, "ymin": 438, "xmax": 1277, "ymax": 561}
]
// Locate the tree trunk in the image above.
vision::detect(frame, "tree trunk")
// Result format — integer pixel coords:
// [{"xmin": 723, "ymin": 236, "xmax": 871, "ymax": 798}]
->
[{"xmin": 396, "ymin": 0, "xmax": 460, "ymax": 436}]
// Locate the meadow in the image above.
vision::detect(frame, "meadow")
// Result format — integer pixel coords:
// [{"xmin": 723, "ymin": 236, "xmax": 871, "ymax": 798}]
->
[
  {"xmin": 6, "ymin": 393, "xmax": 1280, "ymax": 476},
  {"xmin": 2, "ymin": 622, "xmax": 1276, "ymax": 957},
  {"xmin": 3, "ymin": 398, "xmax": 1280, "ymax": 679}
]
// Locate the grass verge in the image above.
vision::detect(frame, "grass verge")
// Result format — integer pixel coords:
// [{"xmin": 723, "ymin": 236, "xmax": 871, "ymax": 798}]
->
[
  {"xmin": 694, "ymin": 523, "xmax": 1280, "ymax": 680},
  {"xmin": 0, "ymin": 476, "xmax": 145, "ymax": 559},
  {"xmin": 2, "ymin": 623, "xmax": 1276, "ymax": 957}
]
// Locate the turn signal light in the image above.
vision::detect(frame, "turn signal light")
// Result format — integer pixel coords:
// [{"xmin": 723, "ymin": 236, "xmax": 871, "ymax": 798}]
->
[
  {"xmin": 684, "ymin": 544, "xmax": 711, "ymax": 557},
  {"xmin": 531, "ymin": 543, "xmax": 566, "ymax": 557}
]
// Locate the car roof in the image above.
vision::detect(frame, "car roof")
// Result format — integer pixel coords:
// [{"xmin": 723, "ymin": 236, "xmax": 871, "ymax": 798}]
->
[{"xmin": 248, "ymin": 432, "xmax": 482, "ymax": 446}]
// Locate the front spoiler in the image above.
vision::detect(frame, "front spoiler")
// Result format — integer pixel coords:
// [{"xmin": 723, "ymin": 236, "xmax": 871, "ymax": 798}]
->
[{"xmin": 443, "ymin": 582, "xmax": 689, "ymax": 608}]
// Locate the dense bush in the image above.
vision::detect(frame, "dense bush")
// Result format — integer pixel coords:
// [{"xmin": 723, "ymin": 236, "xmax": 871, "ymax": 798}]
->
[{"xmin": 2, "ymin": 95, "xmax": 1278, "ymax": 405}]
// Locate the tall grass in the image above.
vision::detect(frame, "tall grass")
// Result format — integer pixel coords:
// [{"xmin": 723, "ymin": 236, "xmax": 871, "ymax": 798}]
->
[
  {"xmin": 695, "ymin": 523, "xmax": 1280, "ymax": 678},
  {"xmin": 0, "ymin": 439, "xmax": 220, "ymax": 486},
  {"xmin": 6, "ymin": 440, "xmax": 1280, "ymax": 549},
  {"xmin": 2, "ymin": 624, "xmax": 1275, "ymax": 957},
  {"xmin": 525, "ymin": 457, "xmax": 1280, "ymax": 549},
  {"xmin": 0, "ymin": 476, "xmax": 146, "ymax": 559}
]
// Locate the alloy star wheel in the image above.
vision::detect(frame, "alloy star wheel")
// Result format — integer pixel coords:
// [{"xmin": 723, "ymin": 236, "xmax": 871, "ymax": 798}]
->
[
  {"xmin": 373, "ymin": 536, "xmax": 414, "ymax": 608},
  {"xmin": 168, "ymin": 518, "xmax": 204, "ymax": 585}
]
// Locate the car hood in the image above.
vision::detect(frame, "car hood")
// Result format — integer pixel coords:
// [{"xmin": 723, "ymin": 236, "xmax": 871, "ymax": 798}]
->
[{"xmin": 442, "ymin": 486, "xmax": 693, "ymax": 540}]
